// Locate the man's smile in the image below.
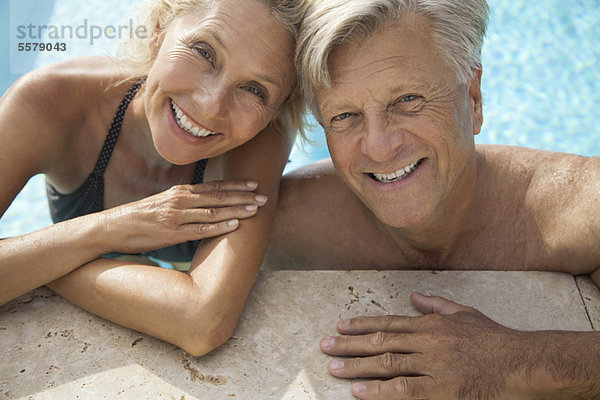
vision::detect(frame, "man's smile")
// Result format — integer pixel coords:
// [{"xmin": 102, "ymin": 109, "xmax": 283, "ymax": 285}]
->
[{"xmin": 369, "ymin": 159, "xmax": 424, "ymax": 183}]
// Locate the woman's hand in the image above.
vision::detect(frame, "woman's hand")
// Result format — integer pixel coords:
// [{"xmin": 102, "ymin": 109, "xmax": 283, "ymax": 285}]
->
[{"xmin": 99, "ymin": 179, "xmax": 267, "ymax": 254}]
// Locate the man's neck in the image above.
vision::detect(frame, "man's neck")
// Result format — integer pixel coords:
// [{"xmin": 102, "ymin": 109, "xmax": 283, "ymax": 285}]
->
[{"xmin": 376, "ymin": 153, "xmax": 482, "ymax": 267}]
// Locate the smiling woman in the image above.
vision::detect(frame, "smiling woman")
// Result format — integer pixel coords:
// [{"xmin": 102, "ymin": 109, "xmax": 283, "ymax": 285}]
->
[
  {"xmin": 0, "ymin": 0, "xmax": 309, "ymax": 356},
  {"xmin": 141, "ymin": 2, "xmax": 296, "ymax": 164}
]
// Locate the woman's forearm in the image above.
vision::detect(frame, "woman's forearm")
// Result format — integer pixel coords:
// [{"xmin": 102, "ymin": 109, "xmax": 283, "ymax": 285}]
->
[
  {"xmin": 43, "ymin": 152, "xmax": 285, "ymax": 356},
  {"xmin": 47, "ymin": 257, "xmax": 236, "ymax": 356},
  {"xmin": 0, "ymin": 213, "xmax": 111, "ymax": 305},
  {"xmin": 1, "ymin": 179, "xmax": 266, "ymax": 307},
  {"xmin": 45, "ymin": 194, "xmax": 278, "ymax": 357}
]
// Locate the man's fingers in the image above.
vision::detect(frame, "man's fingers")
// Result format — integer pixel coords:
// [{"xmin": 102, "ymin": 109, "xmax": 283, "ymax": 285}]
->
[
  {"xmin": 336, "ymin": 294, "xmax": 473, "ymax": 336},
  {"xmin": 351, "ymin": 376, "xmax": 433, "ymax": 400},
  {"xmin": 326, "ymin": 352, "xmax": 423, "ymax": 379},
  {"xmin": 410, "ymin": 292, "xmax": 471, "ymax": 315},
  {"xmin": 335, "ymin": 314, "xmax": 421, "ymax": 335},
  {"xmin": 320, "ymin": 331, "xmax": 418, "ymax": 356}
]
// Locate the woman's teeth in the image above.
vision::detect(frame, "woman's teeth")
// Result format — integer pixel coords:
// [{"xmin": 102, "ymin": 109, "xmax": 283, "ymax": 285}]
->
[
  {"xmin": 170, "ymin": 100, "xmax": 217, "ymax": 138},
  {"xmin": 372, "ymin": 160, "xmax": 422, "ymax": 183}
]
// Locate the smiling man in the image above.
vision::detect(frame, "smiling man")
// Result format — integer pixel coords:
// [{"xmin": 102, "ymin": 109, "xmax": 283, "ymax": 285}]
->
[{"xmin": 264, "ymin": 0, "xmax": 600, "ymax": 399}]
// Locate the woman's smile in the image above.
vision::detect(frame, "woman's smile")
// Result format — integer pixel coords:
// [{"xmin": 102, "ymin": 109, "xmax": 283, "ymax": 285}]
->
[{"xmin": 169, "ymin": 99, "xmax": 219, "ymax": 138}]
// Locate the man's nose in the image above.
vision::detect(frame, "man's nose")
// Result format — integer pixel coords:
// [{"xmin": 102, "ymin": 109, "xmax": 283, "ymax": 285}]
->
[{"xmin": 360, "ymin": 111, "xmax": 404, "ymax": 163}]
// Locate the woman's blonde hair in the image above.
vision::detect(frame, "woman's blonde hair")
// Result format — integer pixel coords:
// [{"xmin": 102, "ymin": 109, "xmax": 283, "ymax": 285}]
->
[
  {"xmin": 118, "ymin": 0, "xmax": 308, "ymax": 138},
  {"xmin": 297, "ymin": 0, "xmax": 489, "ymax": 114}
]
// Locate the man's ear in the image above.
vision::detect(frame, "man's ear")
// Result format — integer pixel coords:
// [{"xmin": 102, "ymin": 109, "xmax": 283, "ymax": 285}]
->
[
  {"xmin": 469, "ymin": 69, "xmax": 483, "ymax": 136},
  {"xmin": 149, "ymin": 22, "xmax": 166, "ymax": 58}
]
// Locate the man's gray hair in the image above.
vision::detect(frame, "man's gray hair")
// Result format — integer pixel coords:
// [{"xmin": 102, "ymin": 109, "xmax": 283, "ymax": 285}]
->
[{"xmin": 297, "ymin": 0, "xmax": 489, "ymax": 109}]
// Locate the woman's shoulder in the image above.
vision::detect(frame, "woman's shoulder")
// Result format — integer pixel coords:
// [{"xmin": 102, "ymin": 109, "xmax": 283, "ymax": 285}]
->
[
  {"xmin": 8, "ymin": 56, "xmax": 130, "ymax": 111},
  {"xmin": 0, "ymin": 56, "xmax": 133, "ymax": 175}
]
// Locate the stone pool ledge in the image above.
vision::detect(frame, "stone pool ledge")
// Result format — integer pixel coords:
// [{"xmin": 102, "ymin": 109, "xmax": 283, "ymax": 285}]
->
[{"xmin": 1, "ymin": 270, "xmax": 598, "ymax": 399}]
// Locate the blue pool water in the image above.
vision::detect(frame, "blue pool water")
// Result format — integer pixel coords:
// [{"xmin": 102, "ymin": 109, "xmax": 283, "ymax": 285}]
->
[{"xmin": 1, "ymin": 0, "xmax": 599, "ymax": 237}]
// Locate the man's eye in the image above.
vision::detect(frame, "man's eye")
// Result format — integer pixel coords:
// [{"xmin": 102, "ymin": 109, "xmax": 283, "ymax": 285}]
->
[
  {"xmin": 389, "ymin": 95, "xmax": 424, "ymax": 113},
  {"xmin": 401, "ymin": 94, "xmax": 418, "ymax": 102},
  {"xmin": 332, "ymin": 112, "xmax": 352, "ymax": 122}
]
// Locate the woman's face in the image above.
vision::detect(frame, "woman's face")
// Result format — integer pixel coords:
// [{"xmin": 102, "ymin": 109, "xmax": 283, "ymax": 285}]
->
[{"xmin": 144, "ymin": 0, "xmax": 295, "ymax": 165}]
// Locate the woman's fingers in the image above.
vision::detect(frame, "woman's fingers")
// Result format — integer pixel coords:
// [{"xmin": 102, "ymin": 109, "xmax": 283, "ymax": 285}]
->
[
  {"xmin": 105, "ymin": 180, "xmax": 269, "ymax": 252},
  {"xmin": 179, "ymin": 204, "xmax": 261, "ymax": 224},
  {"xmin": 189, "ymin": 180, "xmax": 259, "ymax": 193},
  {"xmin": 179, "ymin": 219, "xmax": 242, "ymax": 240},
  {"xmin": 167, "ymin": 183, "xmax": 268, "ymax": 208}
]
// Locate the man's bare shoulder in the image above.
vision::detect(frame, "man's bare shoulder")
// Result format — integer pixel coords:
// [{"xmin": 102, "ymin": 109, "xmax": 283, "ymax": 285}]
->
[
  {"xmin": 477, "ymin": 144, "xmax": 600, "ymax": 273},
  {"xmin": 265, "ymin": 159, "xmax": 404, "ymax": 270}
]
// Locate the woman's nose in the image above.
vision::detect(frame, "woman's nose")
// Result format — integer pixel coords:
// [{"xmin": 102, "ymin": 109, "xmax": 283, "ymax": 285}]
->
[{"xmin": 192, "ymin": 79, "xmax": 231, "ymax": 124}]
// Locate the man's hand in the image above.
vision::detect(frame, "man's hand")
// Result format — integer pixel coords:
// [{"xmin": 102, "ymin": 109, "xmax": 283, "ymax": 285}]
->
[{"xmin": 320, "ymin": 292, "xmax": 600, "ymax": 400}]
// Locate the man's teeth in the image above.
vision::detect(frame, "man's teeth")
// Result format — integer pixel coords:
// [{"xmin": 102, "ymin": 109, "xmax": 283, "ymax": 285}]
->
[
  {"xmin": 170, "ymin": 100, "xmax": 217, "ymax": 138},
  {"xmin": 372, "ymin": 160, "xmax": 421, "ymax": 183}
]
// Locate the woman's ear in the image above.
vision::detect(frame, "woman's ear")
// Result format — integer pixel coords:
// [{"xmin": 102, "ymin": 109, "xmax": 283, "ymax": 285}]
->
[{"xmin": 469, "ymin": 69, "xmax": 483, "ymax": 136}]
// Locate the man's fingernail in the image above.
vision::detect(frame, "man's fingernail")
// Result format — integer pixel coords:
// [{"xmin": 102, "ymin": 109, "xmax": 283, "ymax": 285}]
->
[
  {"xmin": 352, "ymin": 383, "xmax": 367, "ymax": 394},
  {"xmin": 321, "ymin": 336, "xmax": 335, "ymax": 348},
  {"xmin": 255, "ymin": 195, "xmax": 268, "ymax": 203},
  {"xmin": 329, "ymin": 360, "xmax": 344, "ymax": 370},
  {"xmin": 245, "ymin": 204, "xmax": 258, "ymax": 212},
  {"xmin": 227, "ymin": 219, "xmax": 239, "ymax": 227},
  {"xmin": 338, "ymin": 319, "xmax": 351, "ymax": 329},
  {"xmin": 246, "ymin": 181, "xmax": 258, "ymax": 189}
]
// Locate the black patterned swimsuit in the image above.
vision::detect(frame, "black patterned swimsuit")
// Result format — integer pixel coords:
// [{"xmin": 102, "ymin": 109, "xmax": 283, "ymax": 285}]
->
[{"xmin": 46, "ymin": 79, "xmax": 208, "ymax": 262}]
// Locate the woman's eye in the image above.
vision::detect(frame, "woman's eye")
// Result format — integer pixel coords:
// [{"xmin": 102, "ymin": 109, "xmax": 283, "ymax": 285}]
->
[
  {"xmin": 192, "ymin": 43, "xmax": 214, "ymax": 64},
  {"xmin": 242, "ymin": 84, "xmax": 269, "ymax": 103},
  {"xmin": 199, "ymin": 49, "xmax": 211, "ymax": 61},
  {"xmin": 246, "ymin": 86, "xmax": 264, "ymax": 99}
]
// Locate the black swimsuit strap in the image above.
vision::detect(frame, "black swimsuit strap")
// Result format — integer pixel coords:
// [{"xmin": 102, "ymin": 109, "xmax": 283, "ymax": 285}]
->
[
  {"xmin": 192, "ymin": 158, "xmax": 208, "ymax": 184},
  {"xmin": 91, "ymin": 78, "xmax": 145, "ymax": 178},
  {"xmin": 91, "ymin": 77, "xmax": 207, "ymax": 185}
]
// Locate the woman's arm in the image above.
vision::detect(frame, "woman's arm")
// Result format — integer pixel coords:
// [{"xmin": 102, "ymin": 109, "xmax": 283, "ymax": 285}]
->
[
  {"xmin": 0, "ymin": 68, "xmax": 102, "ymax": 304},
  {"xmin": 48, "ymin": 123, "xmax": 294, "ymax": 356}
]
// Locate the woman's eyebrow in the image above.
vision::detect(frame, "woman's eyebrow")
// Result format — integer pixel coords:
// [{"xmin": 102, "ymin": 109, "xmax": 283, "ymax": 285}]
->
[
  {"xmin": 197, "ymin": 26, "xmax": 286, "ymax": 92},
  {"xmin": 203, "ymin": 26, "xmax": 228, "ymax": 53},
  {"xmin": 254, "ymin": 72, "xmax": 283, "ymax": 89}
]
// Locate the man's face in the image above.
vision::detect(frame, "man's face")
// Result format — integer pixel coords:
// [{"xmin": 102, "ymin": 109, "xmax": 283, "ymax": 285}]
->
[{"xmin": 315, "ymin": 14, "xmax": 483, "ymax": 228}]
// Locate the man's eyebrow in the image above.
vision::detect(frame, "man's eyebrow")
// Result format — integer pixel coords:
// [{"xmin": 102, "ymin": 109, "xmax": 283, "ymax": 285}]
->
[{"xmin": 318, "ymin": 98, "xmax": 355, "ymax": 118}]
